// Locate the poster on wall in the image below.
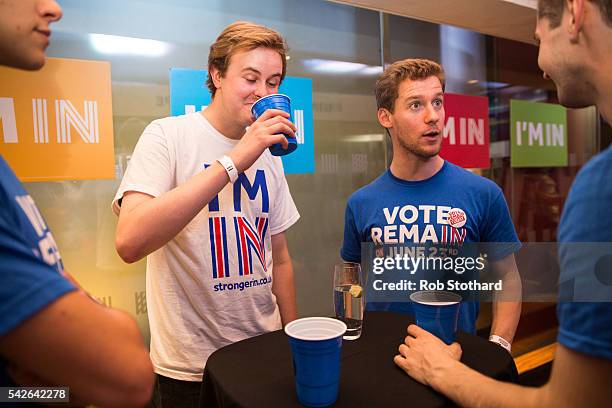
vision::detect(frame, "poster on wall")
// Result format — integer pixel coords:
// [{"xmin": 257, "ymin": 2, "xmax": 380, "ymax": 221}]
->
[
  {"xmin": 440, "ymin": 93, "xmax": 490, "ymax": 169},
  {"xmin": 510, "ymin": 99, "xmax": 567, "ymax": 168},
  {"xmin": 169, "ymin": 68, "xmax": 314, "ymax": 174},
  {"xmin": 0, "ymin": 58, "xmax": 115, "ymax": 181}
]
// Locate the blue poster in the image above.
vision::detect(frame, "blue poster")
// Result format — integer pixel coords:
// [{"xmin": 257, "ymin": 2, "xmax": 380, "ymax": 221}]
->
[{"xmin": 169, "ymin": 68, "xmax": 314, "ymax": 174}]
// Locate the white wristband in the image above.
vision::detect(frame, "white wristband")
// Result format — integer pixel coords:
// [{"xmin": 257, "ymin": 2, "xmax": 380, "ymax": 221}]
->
[
  {"xmin": 217, "ymin": 155, "xmax": 238, "ymax": 183},
  {"xmin": 489, "ymin": 335, "xmax": 512, "ymax": 353}
]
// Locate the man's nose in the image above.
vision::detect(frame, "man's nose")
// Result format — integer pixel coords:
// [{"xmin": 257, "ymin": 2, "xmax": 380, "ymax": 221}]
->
[
  {"xmin": 254, "ymin": 81, "xmax": 267, "ymax": 99},
  {"xmin": 425, "ymin": 105, "xmax": 440, "ymax": 124},
  {"xmin": 40, "ymin": 0, "xmax": 63, "ymax": 23}
]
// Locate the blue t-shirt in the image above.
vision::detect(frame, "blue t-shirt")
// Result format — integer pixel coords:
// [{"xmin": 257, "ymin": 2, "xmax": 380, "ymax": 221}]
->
[
  {"xmin": 557, "ymin": 146, "xmax": 612, "ymax": 359},
  {"xmin": 0, "ymin": 156, "xmax": 76, "ymax": 386},
  {"xmin": 341, "ymin": 161, "xmax": 520, "ymax": 333}
]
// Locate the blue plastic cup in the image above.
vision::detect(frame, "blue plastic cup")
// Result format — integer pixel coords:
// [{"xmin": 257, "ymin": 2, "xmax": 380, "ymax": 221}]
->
[
  {"xmin": 284, "ymin": 317, "xmax": 347, "ymax": 407},
  {"xmin": 409, "ymin": 291, "xmax": 461, "ymax": 344},
  {"xmin": 251, "ymin": 93, "xmax": 298, "ymax": 156}
]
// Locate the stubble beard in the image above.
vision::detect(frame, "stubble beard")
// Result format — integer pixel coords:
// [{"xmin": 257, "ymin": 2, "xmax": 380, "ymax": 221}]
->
[
  {"xmin": 553, "ymin": 64, "xmax": 597, "ymax": 109},
  {"xmin": 557, "ymin": 82, "xmax": 597, "ymax": 109},
  {"xmin": 397, "ymin": 136, "xmax": 441, "ymax": 160}
]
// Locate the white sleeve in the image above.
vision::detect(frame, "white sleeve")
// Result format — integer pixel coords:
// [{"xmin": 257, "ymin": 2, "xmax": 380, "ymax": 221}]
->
[
  {"xmin": 268, "ymin": 159, "xmax": 300, "ymax": 235},
  {"xmin": 111, "ymin": 121, "xmax": 175, "ymax": 215}
]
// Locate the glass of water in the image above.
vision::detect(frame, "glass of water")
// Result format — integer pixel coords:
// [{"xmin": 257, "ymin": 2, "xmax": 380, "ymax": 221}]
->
[{"xmin": 333, "ymin": 263, "xmax": 364, "ymax": 340}]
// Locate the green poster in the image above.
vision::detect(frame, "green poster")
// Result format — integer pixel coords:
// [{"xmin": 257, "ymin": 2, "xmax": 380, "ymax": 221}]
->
[{"xmin": 510, "ymin": 100, "xmax": 567, "ymax": 168}]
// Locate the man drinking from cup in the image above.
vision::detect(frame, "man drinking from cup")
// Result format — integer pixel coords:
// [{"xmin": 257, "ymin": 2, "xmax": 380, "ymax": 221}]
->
[{"xmin": 113, "ymin": 21, "xmax": 300, "ymax": 407}]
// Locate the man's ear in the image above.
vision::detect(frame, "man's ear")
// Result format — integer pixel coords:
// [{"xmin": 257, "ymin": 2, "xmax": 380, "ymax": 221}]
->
[
  {"xmin": 210, "ymin": 67, "xmax": 223, "ymax": 90},
  {"xmin": 567, "ymin": 0, "xmax": 585, "ymax": 43},
  {"xmin": 378, "ymin": 108, "xmax": 393, "ymax": 129}
]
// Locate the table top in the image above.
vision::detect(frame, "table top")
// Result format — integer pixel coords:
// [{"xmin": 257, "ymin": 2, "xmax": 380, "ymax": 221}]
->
[{"xmin": 201, "ymin": 311, "xmax": 518, "ymax": 408}]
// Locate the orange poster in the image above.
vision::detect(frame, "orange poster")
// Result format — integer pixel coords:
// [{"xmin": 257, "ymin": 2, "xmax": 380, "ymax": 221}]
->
[{"xmin": 0, "ymin": 57, "xmax": 114, "ymax": 181}]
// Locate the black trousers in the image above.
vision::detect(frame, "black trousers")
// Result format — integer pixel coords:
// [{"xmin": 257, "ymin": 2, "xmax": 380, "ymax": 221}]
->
[{"xmin": 149, "ymin": 374, "xmax": 202, "ymax": 408}]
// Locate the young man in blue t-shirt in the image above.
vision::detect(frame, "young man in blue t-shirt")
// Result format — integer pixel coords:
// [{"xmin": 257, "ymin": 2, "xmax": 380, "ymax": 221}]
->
[
  {"xmin": 394, "ymin": 1, "xmax": 612, "ymax": 406},
  {"xmin": 341, "ymin": 58, "xmax": 522, "ymax": 350},
  {"xmin": 0, "ymin": 1, "xmax": 153, "ymax": 406}
]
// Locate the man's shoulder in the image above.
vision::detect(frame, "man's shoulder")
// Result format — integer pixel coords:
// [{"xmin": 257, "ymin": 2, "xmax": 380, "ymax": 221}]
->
[
  {"xmin": 571, "ymin": 146, "xmax": 612, "ymax": 196},
  {"xmin": 586, "ymin": 144, "xmax": 612, "ymax": 168},
  {"xmin": 347, "ymin": 172, "xmax": 390, "ymax": 205},
  {"xmin": 559, "ymin": 147, "xmax": 612, "ymax": 234},
  {"xmin": 0, "ymin": 158, "xmax": 25, "ymax": 223},
  {"xmin": 148, "ymin": 112, "xmax": 198, "ymax": 131},
  {"xmin": 140, "ymin": 113, "xmax": 211, "ymax": 149},
  {"xmin": 444, "ymin": 161, "xmax": 502, "ymax": 195},
  {"xmin": 0, "ymin": 156, "xmax": 22, "ymax": 191}
]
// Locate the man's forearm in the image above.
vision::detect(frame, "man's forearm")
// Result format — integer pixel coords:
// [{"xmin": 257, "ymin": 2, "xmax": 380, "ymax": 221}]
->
[
  {"xmin": 491, "ymin": 300, "xmax": 521, "ymax": 343},
  {"xmin": 491, "ymin": 255, "xmax": 522, "ymax": 343},
  {"xmin": 116, "ymin": 162, "xmax": 230, "ymax": 262},
  {"xmin": 272, "ymin": 261, "xmax": 297, "ymax": 325},
  {"xmin": 432, "ymin": 360, "xmax": 542, "ymax": 408}
]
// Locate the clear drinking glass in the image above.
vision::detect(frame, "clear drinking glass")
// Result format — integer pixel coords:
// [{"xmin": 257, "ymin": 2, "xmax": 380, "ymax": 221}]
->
[{"xmin": 333, "ymin": 263, "xmax": 364, "ymax": 340}]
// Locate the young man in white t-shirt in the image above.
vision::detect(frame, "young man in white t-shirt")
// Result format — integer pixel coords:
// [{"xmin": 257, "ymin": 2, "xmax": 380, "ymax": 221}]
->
[{"xmin": 113, "ymin": 21, "xmax": 300, "ymax": 407}]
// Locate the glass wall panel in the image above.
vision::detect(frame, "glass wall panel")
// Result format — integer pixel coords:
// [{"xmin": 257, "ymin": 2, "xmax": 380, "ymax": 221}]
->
[
  {"xmin": 24, "ymin": 1, "xmax": 600, "ymax": 349},
  {"xmin": 30, "ymin": 0, "xmax": 385, "ymax": 341}
]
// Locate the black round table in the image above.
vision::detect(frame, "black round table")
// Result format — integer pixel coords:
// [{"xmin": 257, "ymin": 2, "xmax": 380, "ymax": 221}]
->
[{"xmin": 200, "ymin": 312, "xmax": 518, "ymax": 407}]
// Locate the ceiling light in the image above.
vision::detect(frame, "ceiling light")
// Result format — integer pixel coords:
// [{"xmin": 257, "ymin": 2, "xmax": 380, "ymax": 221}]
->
[
  {"xmin": 302, "ymin": 59, "xmax": 381, "ymax": 75},
  {"xmin": 361, "ymin": 66, "xmax": 384, "ymax": 76},
  {"xmin": 343, "ymin": 134, "xmax": 385, "ymax": 143},
  {"xmin": 303, "ymin": 59, "xmax": 367, "ymax": 74},
  {"xmin": 89, "ymin": 34, "xmax": 171, "ymax": 57}
]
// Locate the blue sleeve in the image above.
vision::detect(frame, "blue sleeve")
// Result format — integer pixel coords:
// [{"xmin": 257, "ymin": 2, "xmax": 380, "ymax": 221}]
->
[
  {"xmin": 480, "ymin": 189, "xmax": 521, "ymax": 261},
  {"xmin": 0, "ymin": 216, "xmax": 76, "ymax": 337},
  {"xmin": 340, "ymin": 201, "xmax": 361, "ymax": 263},
  {"xmin": 557, "ymin": 302, "xmax": 612, "ymax": 359},
  {"xmin": 556, "ymin": 152, "xmax": 612, "ymax": 359}
]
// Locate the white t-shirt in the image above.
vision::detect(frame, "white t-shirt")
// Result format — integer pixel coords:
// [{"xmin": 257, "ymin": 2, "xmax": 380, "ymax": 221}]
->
[{"xmin": 112, "ymin": 112, "xmax": 300, "ymax": 381}]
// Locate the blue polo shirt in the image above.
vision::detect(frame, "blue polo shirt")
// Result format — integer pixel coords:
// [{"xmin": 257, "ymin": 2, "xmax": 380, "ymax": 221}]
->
[
  {"xmin": 0, "ymin": 156, "xmax": 76, "ymax": 386},
  {"xmin": 557, "ymin": 146, "xmax": 612, "ymax": 359}
]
